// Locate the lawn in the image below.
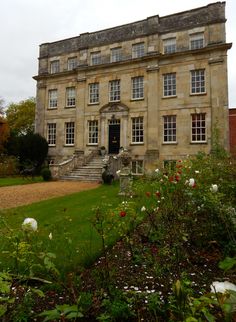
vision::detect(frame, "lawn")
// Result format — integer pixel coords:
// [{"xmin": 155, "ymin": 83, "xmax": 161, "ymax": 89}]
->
[
  {"xmin": 0, "ymin": 176, "xmax": 43, "ymax": 187},
  {"xmin": 0, "ymin": 182, "xmax": 120, "ymax": 276}
]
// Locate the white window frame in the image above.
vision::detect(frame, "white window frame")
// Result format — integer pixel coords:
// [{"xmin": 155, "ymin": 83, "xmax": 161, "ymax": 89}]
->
[
  {"xmin": 66, "ymin": 87, "xmax": 76, "ymax": 107},
  {"xmin": 50, "ymin": 60, "xmax": 60, "ymax": 74},
  {"xmin": 163, "ymin": 73, "xmax": 176, "ymax": 97},
  {"xmin": 89, "ymin": 83, "xmax": 99, "ymax": 104},
  {"xmin": 163, "ymin": 38, "xmax": 176, "ymax": 54},
  {"xmin": 190, "ymin": 33, "xmax": 204, "ymax": 50},
  {"xmin": 191, "ymin": 113, "xmax": 206, "ymax": 143},
  {"xmin": 132, "ymin": 76, "xmax": 144, "ymax": 100},
  {"xmin": 88, "ymin": 120, "xmax": 98, "ymax": 145},
  {"xmin": 163, "ymin": 115, "xmax": 177, "ymax": 143},
  {"xmin": 132, "ymin": 42, "xmax": 145, "ymax": 58},
  {"xmin": 109, "ymin": 80, "xmax": 120, "ymax": 102},
  {"xmin": 111, "ymin": 47, "xmax": 122, "ymax": 63},
  {"xmin": 131, "ymin": 160, "xmax": 144, "ymax": 175},
  {"xmin": 191, "ymin": 69, "xmax": 205, "ymax": 94},
  {"xmin": 131, "ymin": 117, "xmax": 144, "ymax": 144},
  {"xmin": 48, "ymin": 89, "xmax": 58, "ymax": 108},
  {"xmin": 65, "ymin": 122, "xmax": 75, "ymax": 146},
  {"xmin": 67, "ymin": 57, "xmax": 77, "ymax": 70},
  {"xmin": 47, "ymin": 123, "xmax": 56, "ymax": 146},
  {"xmin": 90, "ymin": 51, "xmax": 101, "ymax": 65}
]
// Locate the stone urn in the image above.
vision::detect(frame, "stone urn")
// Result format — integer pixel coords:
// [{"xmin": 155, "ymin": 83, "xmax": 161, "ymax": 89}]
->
[{"xmin": 119, "ymin": 149, "xmax": 132, "ymax": 167}]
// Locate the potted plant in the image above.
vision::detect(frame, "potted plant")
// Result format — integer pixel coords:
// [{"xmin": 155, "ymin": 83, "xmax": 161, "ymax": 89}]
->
[{"xmin": 100, "ymin": 146, "xmax": 106, "ymax": 156}]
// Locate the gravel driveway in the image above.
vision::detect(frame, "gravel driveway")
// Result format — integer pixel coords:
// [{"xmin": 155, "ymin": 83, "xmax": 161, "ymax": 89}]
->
[{"xmin": 0, "ymin": 181, "xmax": 100, "ymax": 209}]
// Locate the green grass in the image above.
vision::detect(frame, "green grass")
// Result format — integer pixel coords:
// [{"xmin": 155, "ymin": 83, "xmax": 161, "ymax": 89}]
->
[
  {"xmin": 0, "ymin": 182, "xmax": 121, "ymax": 276},
  {"xmin": 0, "ymin": 176, "xmax": 43, "ymax": 187}
]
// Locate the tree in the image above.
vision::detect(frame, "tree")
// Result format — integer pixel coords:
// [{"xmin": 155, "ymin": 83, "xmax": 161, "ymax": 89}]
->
[
  {"xmin": 0, "ymin": 116, "xmax": 10, "ymax": 153},
  {"xmin": 17, "ymin": 133, "xmax": 48, "ymax": 169},
  {"xmin": 6, "ymin": 97, "xmax": 35, "ymax": 135},
  {"xmin": 0, "ymin": 97, "xmax": 5, "ymax": 116}
]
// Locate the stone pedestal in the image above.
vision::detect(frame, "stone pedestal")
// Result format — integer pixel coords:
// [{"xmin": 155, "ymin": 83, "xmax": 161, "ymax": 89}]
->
[{"xmin": 118, "ymin": 150, "xmax": 132, "ymax": 196}]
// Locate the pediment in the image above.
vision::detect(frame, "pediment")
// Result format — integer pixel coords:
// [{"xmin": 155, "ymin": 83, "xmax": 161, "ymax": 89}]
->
[{"xmin": 99, "ymin": 102, "xmax": 129, "ymax": 114}]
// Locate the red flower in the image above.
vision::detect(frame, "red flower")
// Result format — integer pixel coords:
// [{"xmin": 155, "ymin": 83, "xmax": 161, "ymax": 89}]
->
[
  {"xmin": 145, "ymin": 191, "xmax": 151, "ymax": 197},
  {"xmin": 119, "ymin": 211, "xmax": 126, "ymax": 217},
  {"xmin": 169, "ymin": 176, "xmax": 174, "ymax": 182},
  {"xmin": 175, "ymin": 175, "xmax": 180, "ymax": 182},
  {"xmin": 155, "ymin": 191, "xmax": 161, "ymax": 197},
  {"xmin": 176, "ymin": 164, "xmax": 183, "ymax": 169},
  {"xmin": 151, "ymin": 245, "xmax": 159, "ymax": 256}
]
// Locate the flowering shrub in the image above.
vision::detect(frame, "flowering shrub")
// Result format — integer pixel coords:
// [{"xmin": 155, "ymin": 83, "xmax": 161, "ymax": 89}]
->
[{"xmin": 131, "ymin": 153, "xmax": 236, "ymax": 257}]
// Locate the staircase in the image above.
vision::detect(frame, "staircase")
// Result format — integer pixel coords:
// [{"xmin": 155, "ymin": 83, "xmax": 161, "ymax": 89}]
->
[{"xmin": 60, "ymin": 155, "xmax": 104, "ymax": 182}]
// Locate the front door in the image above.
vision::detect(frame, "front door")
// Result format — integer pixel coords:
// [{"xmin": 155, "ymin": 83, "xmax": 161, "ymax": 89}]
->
[{"xmin": 109, "ymin": 120, "xmax": 120, "ymax": 154}]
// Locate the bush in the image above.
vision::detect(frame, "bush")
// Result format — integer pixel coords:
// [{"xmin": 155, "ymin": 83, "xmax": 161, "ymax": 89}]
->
[
  {"xmin": 0, "ymin": 155, "xmax": 19, "ymax": 176},
  {"xmin": 6, "ymin": 133, "xmax": 48, "ymax": 169},
  {"xmin": 41, "ymin": 167, "xmax": 52, "ymax": 181}
]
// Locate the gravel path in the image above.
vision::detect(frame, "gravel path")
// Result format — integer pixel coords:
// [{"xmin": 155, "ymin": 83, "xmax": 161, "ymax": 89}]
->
[{"xmin": 0, "ymin": 181, "xmax": 100, "ymax": 209}]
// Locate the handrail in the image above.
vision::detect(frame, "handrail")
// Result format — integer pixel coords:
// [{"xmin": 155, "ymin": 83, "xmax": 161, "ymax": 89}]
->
[{"xmin": 49, "ymin": 150, "xmax": 99, "ymax": 179}]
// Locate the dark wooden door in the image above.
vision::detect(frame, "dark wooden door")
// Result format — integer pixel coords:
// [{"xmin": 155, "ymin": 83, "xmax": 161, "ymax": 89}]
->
[{"xmin": 108, "ymin": 124, "xmax": 120, "ymax": 154}]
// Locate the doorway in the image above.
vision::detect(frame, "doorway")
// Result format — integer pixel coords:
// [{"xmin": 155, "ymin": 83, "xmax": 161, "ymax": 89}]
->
[{"xmin": 108, "ymin": 119, "xmax": 120, "ymax": 154}]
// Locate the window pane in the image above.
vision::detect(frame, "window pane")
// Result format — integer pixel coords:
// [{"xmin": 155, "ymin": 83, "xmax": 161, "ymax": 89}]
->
[
  {"xmin": 111, "ymin": 47, "xmax": 122, "ymax": 62},
  {"xmin": 163, "ymin": 115, "xmax": 176, "ymax": 142},
  {"xmin": 163, "ymin": 73, "xmax": 176, "ymax": 96},
  {"xmin": 89, "ymin": 83, "xmax": 99, "ymax": 103},
  {"xmin": 65, "ymin": 122, "xmax": 75, "ymax": 145},
  {"xmin": 132, "ymin": 76, "xmax": 144, "ymax": 99},
  {"xmin": 132, "ymin": 160, "xmax": 143, "ymax": 174},
  {"xmin": 47, "ymin": 123, "xmax": 56, "ymax": 145},
  {"xmin": 66, "ymin": 87, "xmax": 76, "ymax": 107},
  {"xmin": 88, "ymin": 120, "xmax": 98, "ymax": 144},
  {"xmin": 48, "ymin": 89, "xmax": 57, "ymax": 108},
  {"xmin": 132, "ymin": 43, "xmax": 145, "ymax": 58},
  {"xmin": 50, "ymin": 60, "xmax": 60, "ymax": 74},
  {"xmin": 190, "ymin": 33, "xmax": 204, "ymax": 50},
  {"xmin": 163, "ymin": 38, "xmax": 176, "ymax": 54},
  {"xmin": 132, "ymin": 117, "xmax": 144, "ymax": 143},
  {"xmin": 109, "ymin": 80, "xmax": 120, "ymax": 102},
  {"xmin": 67, "ymin": 57, "xmax": 77, "ymax": 70},
  {"xmin": 191, "ymin": 69, "xmax": 205, "ymax": 94},
  {"xmin": 191, "ymin": 113, "xmax": 206, "ymax": 142},
  {"xmin": 91, "ymin": 51, "xmax": 101, "ymax": 65}
]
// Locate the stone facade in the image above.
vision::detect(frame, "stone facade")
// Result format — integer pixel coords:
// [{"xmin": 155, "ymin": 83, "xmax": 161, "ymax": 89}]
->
[
  {"xmin": 34, "ymin": 2, "xmax": 231, "ymax": 173},
  {"xmin": 229, "ymin": 109, "xmax": 236, "ymax": 156}
]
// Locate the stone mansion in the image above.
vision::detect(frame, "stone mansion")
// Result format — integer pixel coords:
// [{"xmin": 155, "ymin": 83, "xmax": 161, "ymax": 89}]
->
[{"xmin": 34, "ymin": 2, "xmax": 231, "ymax": 174}]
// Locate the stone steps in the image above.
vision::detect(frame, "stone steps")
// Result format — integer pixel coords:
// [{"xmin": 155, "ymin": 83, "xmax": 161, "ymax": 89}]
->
[{"xmin": 60, "ymin": 156, "xmax": 104, "ymax": 182}]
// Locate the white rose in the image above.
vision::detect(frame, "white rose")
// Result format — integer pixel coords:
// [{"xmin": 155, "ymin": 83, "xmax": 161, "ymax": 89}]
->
[
  {"xmin": 210, "ymin": 184, "xmax": 218, "ymax": 193},
  {"xmin": 210, "ymin": 281, "xmax": 236, "ymax": 293},
  {"xmin": 189, "ymin": 178, "xmax": 195, "ymax": 187},
  {"xmin": 22, "ymin": 218, "xmax": 38, "ymax": 232}
]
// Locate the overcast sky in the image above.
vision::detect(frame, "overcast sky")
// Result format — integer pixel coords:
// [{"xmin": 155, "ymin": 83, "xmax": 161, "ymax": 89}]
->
[{"xmin": 0, "ymin": 0, "xmax": 235, "ymax": 107}]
